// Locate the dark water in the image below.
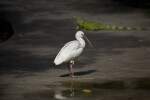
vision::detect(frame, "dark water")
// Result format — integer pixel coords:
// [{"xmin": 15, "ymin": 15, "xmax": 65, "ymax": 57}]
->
[{"xmin": 24, "ymin": 78, "xmax": 150, "ymax": 100}]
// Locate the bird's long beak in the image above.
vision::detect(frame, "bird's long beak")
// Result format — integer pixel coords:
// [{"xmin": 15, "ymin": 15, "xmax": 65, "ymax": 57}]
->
[{"xmin": 82, "ymin": 34, "xmax": 92, "ymax": 48}]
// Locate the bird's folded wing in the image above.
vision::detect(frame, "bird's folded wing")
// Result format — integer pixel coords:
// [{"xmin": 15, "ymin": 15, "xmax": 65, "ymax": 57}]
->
[{"xmin": 54, "ymin": 40, "xmax": 80, "ymax": 64}]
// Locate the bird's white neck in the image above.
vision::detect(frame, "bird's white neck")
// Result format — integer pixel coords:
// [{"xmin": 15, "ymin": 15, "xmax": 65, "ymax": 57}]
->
[{"xmin": 76, "ymin": 37, "xmax": 85, "ymax": 48}]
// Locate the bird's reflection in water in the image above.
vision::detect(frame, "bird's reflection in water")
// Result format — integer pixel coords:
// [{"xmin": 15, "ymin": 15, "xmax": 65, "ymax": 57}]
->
[
  {"xmin": 60, "ymin": 80, "xmax": 92, "ymax": 99},
  {"xmin": 54, "ymin": 80, "xmax": 75, "ymax": 99},
  {"xmin": 69, "ymin": 81, "xmax": 75, "ymax": 97}
]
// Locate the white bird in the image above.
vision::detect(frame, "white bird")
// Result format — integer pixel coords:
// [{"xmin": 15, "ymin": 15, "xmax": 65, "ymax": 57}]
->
[{"xmin": 54, "ymin": 31, "xmax": 92, "ymax": 78}]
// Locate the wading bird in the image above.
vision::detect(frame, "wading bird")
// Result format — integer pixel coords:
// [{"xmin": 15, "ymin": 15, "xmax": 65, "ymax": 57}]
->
[{"xmin": 54, "ymin": 31, "xmax": 92, "ymax": 78}]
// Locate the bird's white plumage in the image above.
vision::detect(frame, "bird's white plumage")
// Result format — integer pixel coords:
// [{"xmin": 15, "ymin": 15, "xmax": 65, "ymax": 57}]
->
[
  {"xmin": 54, "ymin": 31, "xmax": 89, "ymax": 65},
  {"xmin": 54, "ymin": 40, "xmax": 83, "ymax": 65}
]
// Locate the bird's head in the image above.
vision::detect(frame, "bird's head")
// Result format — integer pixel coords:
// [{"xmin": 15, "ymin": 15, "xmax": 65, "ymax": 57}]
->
[{"xmin": 76, "ymin": 31, "xmax": 92, "ymax": 48}]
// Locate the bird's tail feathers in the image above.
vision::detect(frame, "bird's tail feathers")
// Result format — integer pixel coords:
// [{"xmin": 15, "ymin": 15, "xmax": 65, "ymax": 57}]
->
[{"xmin": 54, "ymin": 58, "xmax": 63, "ymax": 65}]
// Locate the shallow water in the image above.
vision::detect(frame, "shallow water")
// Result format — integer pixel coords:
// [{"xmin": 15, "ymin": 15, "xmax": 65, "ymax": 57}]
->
[{"xmin": 24, "ymin": 78, "xmax": 150, "ymax": 100}]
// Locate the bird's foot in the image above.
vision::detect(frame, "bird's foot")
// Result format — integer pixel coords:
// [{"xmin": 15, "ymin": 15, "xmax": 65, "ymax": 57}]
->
[
  {"xmin": 72, "ymin": 75, "xmax": 78, "ymax": 78},
  {"xmin": 69, "ymin": 75, "xmax": 78, "ymax": 78}
]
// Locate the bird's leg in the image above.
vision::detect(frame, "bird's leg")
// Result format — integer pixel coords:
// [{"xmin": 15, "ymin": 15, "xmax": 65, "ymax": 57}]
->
[
  {"xmin": 70, "ymin": 63, "xmax": 74, "ymax": 77},
  {"xmin": 69, "ymin": 60, "xmax": 77, "ymax": 78},
  {"xmin": 68, "ymin": 62, "xmax": 72, "ymax": 77}
]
